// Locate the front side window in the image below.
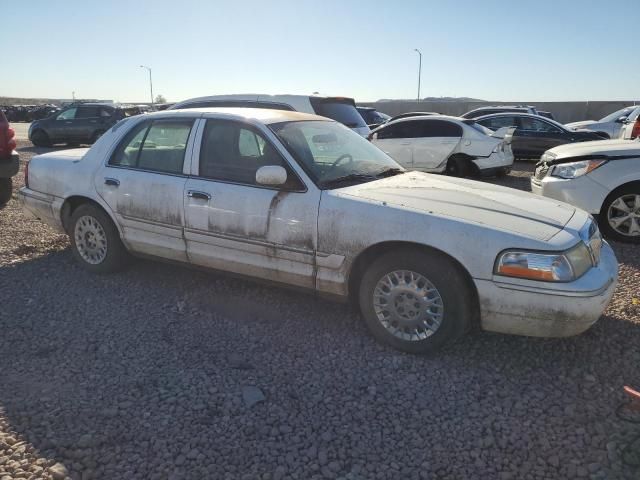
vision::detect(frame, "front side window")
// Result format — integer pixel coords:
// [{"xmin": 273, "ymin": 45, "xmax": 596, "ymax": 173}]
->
[
  {"xmin": 109, "ymin": 120, "xmax": 192, "ymax": 174},
  {"xmin": 199, "ymin": 120, "xmax": 301, "ymax": 189},
  {"xmin": 479, "ymin": 116, "xmax": 519, "ymax": 130},
  {"xmin": 600, "ymin": 107, "xmax": 636, "ymax": 123},
  {"xmin": 520, "ymin": 117, "xmax": 562, "ymax": 133},
  {"xmin": 377, "ymin": 122, "xmax": 410, "ymax": 139},
  {"xmin": 271, "ymin": 120, "xmax": 403, "ymax": 189},
  {"xmin": 417, "ymin": 120, "xmax": 462, "ymax": 137},
  {"xmin": 57, "ymin": 108, "xmax": 77, "ymax": 120}
]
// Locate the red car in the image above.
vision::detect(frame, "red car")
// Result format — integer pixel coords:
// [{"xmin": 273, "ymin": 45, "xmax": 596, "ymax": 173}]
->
[{"xmin": 0, "ymin": 110, "xmax": 18, "ymax": 208}]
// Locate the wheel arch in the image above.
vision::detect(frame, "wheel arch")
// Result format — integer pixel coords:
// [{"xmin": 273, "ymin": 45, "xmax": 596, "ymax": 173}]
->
[
  {"xmin": 347, "ymin": 240, "xmax": 481, "ymax": 329},
  {"xmin": 599, "ymin": 180, "xmax": 640, "ymax": 216},
  {"xmin": 60, "ymin": 195, "xmax": 121, "ymax": 236}
]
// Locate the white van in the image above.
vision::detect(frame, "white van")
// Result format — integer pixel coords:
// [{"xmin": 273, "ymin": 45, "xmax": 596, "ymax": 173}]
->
[{"xmin": 170, "ymin": 94, "xmax": 370, "ymax": 137}]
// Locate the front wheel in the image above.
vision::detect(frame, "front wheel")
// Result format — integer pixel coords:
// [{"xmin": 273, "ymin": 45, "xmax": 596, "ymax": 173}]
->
[
  {"xmin": 70, "ymin": 203, "xmax": 129, "ymax": 272},
  {"xmin": 358, "ymin": 249, "xmax": 473, "ymax": 354},
  {"xmin": 0, "ymin": 177, "xmax": 12, "ymax": 208},
  {"xmin": 31, "ymin": 130, "xmax": 50, "ymax": 147},
  {"xmin": 599, "ymin": 186, "xmax": 640, "ymax": 243}
]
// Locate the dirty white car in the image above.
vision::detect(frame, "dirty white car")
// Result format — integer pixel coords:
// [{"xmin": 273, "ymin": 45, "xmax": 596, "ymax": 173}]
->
[
  {"xmin": 369, "ymin": 115, "xmax": 514, "ymax": 177},
  {"xmin": 531, "ymin": 139, "xmax": 640, "ymax": 243},
  {"xmin": 20, "ymin": 108, "xmax": 618, "ymax": 354}
]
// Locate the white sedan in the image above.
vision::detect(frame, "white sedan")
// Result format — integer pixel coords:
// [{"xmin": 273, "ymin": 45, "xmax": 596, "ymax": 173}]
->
[
  {"xmin": 369, "ymin": 115, "xmax": 514, "ymax": 177},
  {"xmin": 20, "ymin": 108, "xmax": 617, "ymax": 354},
  {"xmin": 531, "ymin": 139, "xmax": 640, "ymax": 243}
]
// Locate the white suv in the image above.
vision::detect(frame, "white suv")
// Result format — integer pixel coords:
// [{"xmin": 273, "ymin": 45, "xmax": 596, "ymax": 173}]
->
[
  {"xmin": 531, "ymin": 139, "xmax": 640, "ymax": 243},
  {"xmin": 170, "ymin": 94, "xmax": 370, "ymax": 137}
]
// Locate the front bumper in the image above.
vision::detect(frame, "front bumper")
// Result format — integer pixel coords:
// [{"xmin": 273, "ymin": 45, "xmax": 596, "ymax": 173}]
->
[
  {"xmin": 476, "ymin": 242, "xmax": 618, "ymax": 337},
  {"xmin": 0, "ymin": 152, "xmax": 19, "ymax": 178},
  {"xmin": 530, "ymin": 174, "xmax": 608, "ymax": 215}
]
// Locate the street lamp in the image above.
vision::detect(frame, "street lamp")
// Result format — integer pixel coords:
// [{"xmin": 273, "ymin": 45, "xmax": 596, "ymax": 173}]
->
[
  {"xmin": 139, "ymin": 65, "xmax": 154, "ymax": 109},
  {"xmin": 414, "ymin": 49, "xmax": 422, "ymax": 104}
]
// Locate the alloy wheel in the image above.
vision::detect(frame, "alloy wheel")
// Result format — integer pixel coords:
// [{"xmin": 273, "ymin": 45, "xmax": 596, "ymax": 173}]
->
[
  {"xmin": 74, "ymin": 215, "xmax": 108, "ymax": 264},
  {"xmin": 607, "ymin": 194, "xmax": 640, "ymax": 237}
]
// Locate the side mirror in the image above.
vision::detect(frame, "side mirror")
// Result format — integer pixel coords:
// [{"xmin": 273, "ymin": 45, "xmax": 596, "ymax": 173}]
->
[
  {"xmin": 256, "ymin": 165, "xmax": 287, "ymax": 186},
  {"xmin": 617, "ymin": 116, "xmax": 628, "ymax": 123}
]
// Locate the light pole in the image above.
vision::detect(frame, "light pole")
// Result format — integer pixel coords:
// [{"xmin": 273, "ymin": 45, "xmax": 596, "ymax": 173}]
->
[
  {"xmin": 72, "ymin": 91, "xmax": 75, "ymax": 102},
  {"xmin": 139, "ymin": 65, "xmax": 154, "ymax": 108},
  {"xmin": 414, "ymin": 49, "xmax": 422, "ymax": 104}
]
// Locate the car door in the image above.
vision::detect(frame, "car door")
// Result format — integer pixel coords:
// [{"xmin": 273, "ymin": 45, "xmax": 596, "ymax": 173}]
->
[
  {"xmin": 94, "ymin": 117, "xmax": 196, "ymax": 261},
  {"xmin": 478, "ymin": 116, "xmax": 523, "ymax": 156},
  {"xmin": 411, "ymin": 119, "xmax": 461, "ymax": 171},
  {"xmin": 371, "ymin": 122, "xmax": 413, "ymax": 168},
  {"xmin": 67, "ymin": 105, "xmax": 101, "ymax": 142},
  {"xmin": 48, "ymin": 107, "xmax": 77, "ymax": 141},
  {"xmin": 183, "ymin": 118, "xmax": 319, "ymax": 288},
  {"xmin": 519, "ymin": 117, "xmax": 567, "ymax": 157}
]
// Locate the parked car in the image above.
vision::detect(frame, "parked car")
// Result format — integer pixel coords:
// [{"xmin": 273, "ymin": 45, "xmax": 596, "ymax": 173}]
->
[
  {"xmin": 0, "ymin": 111, "xmax": 18, "ymax": 208},
  {"xmin": 356, "ymin": 106, "xmax": 390, "ymax": 129},
  {"xmin": 170, "ymin": 94, "xmax": 370, "ymax": 137},
  {"xmin": 19, "ymin": 108, "xmax": 617, "ymax": 353},
  {"xmin": 461, "ymin": 105, "xmax": 539, "ymax": 119},
  {"xmin": 28, "ymin": 103, "xmax": 143, "ymax": 147},
  {"xmin": 618, "ymin": 108, "xmax": 640, "ymax": 140},
  {"xmin": 369, "ymin": 115, "xmax": 514, "ymax": 176},
  {"xmin": 531, "ymin": 140, "xmax": 640, "ymax": 243},
  {"xmin": 386, "ymin": 112, "xmax": 440, "ymax": 123},
  {"xmin": 566, "ymin": 106, "xmax": 640, "ymax": 139},
  {"xmin": 475, "ymin": 113, "xmax": 605, "ymax": 159}
]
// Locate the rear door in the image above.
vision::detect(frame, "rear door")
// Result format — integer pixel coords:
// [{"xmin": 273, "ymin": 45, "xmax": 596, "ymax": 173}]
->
[
  {"xmin": 67, "ymin": 106, "xmax": 101, "ymax": 142},
  {"xmin": 411, "ymin": 119, "xmax": 461, "ymax": 171},
  {"xmin": 94, "ymin": 118, "xmax": 196, "ymax": 261},
  {"xmin": 371, "ymin": 122, "xmax": 414, "ymax": 168}
]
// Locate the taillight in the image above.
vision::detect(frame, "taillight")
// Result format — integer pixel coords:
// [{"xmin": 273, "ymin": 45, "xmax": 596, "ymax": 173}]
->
[
  {"xmin": 7, "ymin": 127, "xmax": 16, "ymax": 151},
  {"xmin": 24, "ymin": 161, "xmax": 29, "ymax": 188},
  {"xmin": 0, "ymin": 124, "xmax": 16, "ymax": 159},
  {"xmin": 632, "ymin": 119, "xmax": 640, "ymax": 139}
]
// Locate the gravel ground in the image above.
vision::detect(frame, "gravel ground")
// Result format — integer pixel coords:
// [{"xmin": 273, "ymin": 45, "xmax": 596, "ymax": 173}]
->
[{"xmin": 1, "ymin": 141, "xmax": 639, "ymax": 480}]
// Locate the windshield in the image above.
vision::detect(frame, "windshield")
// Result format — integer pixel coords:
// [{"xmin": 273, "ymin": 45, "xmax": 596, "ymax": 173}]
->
[
  {"xmin": 599, "ymin": 106, "xmax": 636, "ymax": 123},
  {"xmin": 270, "ymin": 120, "xmax": 403, "ymax": 189},
  {"xmin": 310, "ymin": 99, "xmax": 367, "ymax": 129}
]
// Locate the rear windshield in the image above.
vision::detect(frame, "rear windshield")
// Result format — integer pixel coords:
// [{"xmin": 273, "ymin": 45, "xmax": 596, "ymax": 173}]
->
[
  {"xmin": 465, "ymin": 121, "xmax": 493, "ymax": 135},
  {"xmin": 311, "ymin": 99, "xmax": 367, "ymax": 128}
]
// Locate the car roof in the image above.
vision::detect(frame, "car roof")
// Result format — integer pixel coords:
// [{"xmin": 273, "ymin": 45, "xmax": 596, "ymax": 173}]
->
[{"xmin": 146, "ymin": 107, "xmax": 330, "ymax": 125}]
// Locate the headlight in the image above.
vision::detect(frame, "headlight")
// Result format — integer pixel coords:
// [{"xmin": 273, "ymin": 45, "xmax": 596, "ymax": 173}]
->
[
  {"xmin": 550, "ymin": 159, "xmax": 606, "ymax": 179},
  {"xmin": 495, "ymin": 242, "xmax": 594, "ymax": 282}
]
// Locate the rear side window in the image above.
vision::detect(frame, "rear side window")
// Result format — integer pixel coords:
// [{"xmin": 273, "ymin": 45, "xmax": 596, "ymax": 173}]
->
[
  {"xmin": 478, "ymin": 116, "xmax": 519, "ymax": 130},
  {"xmin": 519, "ymin": 117, "xmax": 562, "ymax": 133},
  {"xmin": 418, "ymin": 120, "xmax": 462, "ymax": 137},
  {"xmin": 310, "ymin": 98, "xmax": 367, "ymax": 128},
  {"xmin": 109, "ymin": 120, "xmax": 192, "ymax": 174},
  {"xmin": 76, "ymin": 106, "xmax": 101, "ymax": 118}
]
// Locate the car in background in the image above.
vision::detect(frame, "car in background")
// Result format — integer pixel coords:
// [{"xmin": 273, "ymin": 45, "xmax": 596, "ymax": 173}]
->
[
  {"xmin": 356, "ymin": 106, "xmax": 390, "ymax": 129},
  {"xmin": 461, "ymin": 105, "xmax": 539, "ymax": 119},
  {"xmin": 566, "ymin": 105, "xmax": 640, "ymax": 139},
  {"xmin": 28, "ymin": 103, "xmax": 143, "ymax": 147},
  {"xmin": 475, "ymin": 113, "xmax": 605, "ymax": 159},
  {"xmin": 618, "ymin": 108, "xmax": 640, "ymax": 140},
  {"xmin": 19, "ymin": 107, "xmax": 618, "ymax": 353},
  {"xmin": 369, "ymin": 115, "xmax": 514, "ymax": 177},
  {"xmin": 385, "ymin": 111, "xmax": 440, "ymax": 123},
  {"xmin": 531, "ymin": 140, "xmax": 640, "ymax": 243},
  {"xmin": 170, "ymin": 94, "xmax": 370, "ymax": 136},
  {"xmin": 0, "ymin": 110, "xmax": 18, "ymax": 208}
]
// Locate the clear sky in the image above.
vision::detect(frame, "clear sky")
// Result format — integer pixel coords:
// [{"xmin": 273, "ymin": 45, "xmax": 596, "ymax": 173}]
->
[{"xmin": 3, "ymin": 0, "xmax": 638, "ymax": 103}]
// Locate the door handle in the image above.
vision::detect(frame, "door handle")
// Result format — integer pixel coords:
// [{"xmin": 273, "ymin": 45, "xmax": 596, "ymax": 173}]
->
[
  {"xmin": 187, "ymin": 190, "xmax": 211, "ymax": 201},
  {"xmin": 104, "ymin": 177, "xmax": 120, "ymax": 187}
]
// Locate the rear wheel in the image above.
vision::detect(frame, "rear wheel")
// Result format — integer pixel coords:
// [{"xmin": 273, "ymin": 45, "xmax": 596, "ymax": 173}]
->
[
  {"xmin": 0, "ymin": 178, "xmax": 12, "ymax": 208},
  {"xmin": 599, "ymin": 185, "xmax": 640, "ymax": 243},
  {"xmin": 358, "ymin": 249, "xmax": 473, "ymax": 354},
  {"xmin": 31, "ymin": 130, "xmax": 50, "ymax": 147},
  {"xmin": 445, "ymin": 155, "xmax": 471, "ymax": 177},
  {"xmin": 70, "ymin": 203, "xmax": 129, "ymax": 272}
]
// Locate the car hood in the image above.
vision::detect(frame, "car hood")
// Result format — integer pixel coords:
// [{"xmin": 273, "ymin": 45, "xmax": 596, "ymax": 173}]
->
[
  {"xmin": 544, "ymin": 139, "xmax": 640, "ymax": 161},
  {"xmin": 334, "ymin": 172, "xmax": 576, "ymax": 241},
  {"xmin": 565, "ymin": 120, "xmax": 597, "ymax": 129}
]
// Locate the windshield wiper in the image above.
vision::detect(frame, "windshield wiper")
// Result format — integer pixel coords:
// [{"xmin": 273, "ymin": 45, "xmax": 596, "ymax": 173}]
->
[
  {"xmin": 374, "ymin": 167, "xmax": 405, "ymax": 178},
  {"xmin": 320, "ymin": 173, "xmax": 377, "ymax": 188}
]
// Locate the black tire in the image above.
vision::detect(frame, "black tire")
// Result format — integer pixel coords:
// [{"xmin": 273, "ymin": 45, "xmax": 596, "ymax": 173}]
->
[
  {"xmin": 31, "ymin": 130, "xmax": 50, "ymax": 147},
  {"xmin": 495, "ymin": 167, "xmax": 510, "ymax": 178},
  {"xmin": 358, "ymin": 249, "xmax": 473, "ymax": 354},
  {"xmin": 90, "ymin": 130, "xmax": 105, "ymax": 144},
  {"xmin": 0, "ymin": 177, "xmax": 12, "ymax": 208},
  {"xmin": 445, "ymin": 155, "xmax": 471, "ymax": 177},
  {"xmin": 69, "ymin": 203, "xmax": 129, "ymax": 273},
  {"xmin": 598, "ymin": 184, "xmax": 640, "ymax": 244}
]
